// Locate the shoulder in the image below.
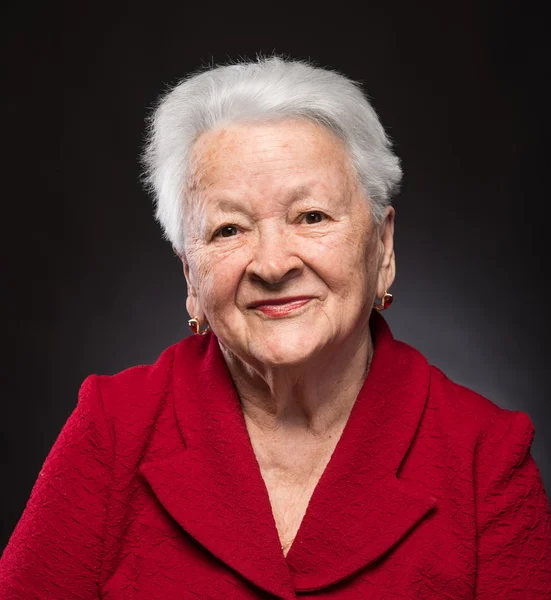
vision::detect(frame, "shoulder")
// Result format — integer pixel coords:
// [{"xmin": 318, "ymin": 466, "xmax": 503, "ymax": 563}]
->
[
  {"xmin": 78, "ymin": 334, "xmax": 205, "ymax": 427},
  {"xmin": 427, "ymin": 363, "xmax": 535, "ymax": 451},
  {"xmin": 72, "ymin": 335, "xmax": 212, "ymax": 468},
  {"xmin": 387, "ymin": 323, "xmax": 535, "ymax": 446}
]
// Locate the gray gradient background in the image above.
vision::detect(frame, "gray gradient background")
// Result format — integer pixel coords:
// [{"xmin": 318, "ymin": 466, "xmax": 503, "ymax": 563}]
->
[{"xmin": 3, "ymin": 3, "xmax": 550, "ymax": 549}]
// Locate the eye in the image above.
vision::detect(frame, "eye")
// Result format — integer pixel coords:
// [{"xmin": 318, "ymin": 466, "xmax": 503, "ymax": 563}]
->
[
  {"xmin": 215, "ymin": 225, "xmax": 239, "ymax": 238},
  {"xmin": 302, "ymin": 211, "xmax": 326, "ymax": 224}
]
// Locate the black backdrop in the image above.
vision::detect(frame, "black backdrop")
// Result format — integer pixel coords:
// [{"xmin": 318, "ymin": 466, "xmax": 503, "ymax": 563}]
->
[{"xmin": 3, "ymin": 2, "xmax": 550, "ymax": 550}]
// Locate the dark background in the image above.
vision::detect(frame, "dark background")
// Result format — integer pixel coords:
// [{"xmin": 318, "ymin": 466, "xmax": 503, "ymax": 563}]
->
[{"xmin": 3, "ymin": 2, "xmax": 549, "ymax": 550}]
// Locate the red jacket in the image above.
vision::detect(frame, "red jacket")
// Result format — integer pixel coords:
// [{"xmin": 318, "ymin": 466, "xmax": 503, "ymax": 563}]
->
[{"xmin": 1, "ymin": 312, "xmax": 550, "ymax": 599}]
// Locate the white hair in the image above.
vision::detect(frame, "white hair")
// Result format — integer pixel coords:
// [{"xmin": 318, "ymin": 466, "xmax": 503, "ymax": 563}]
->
[{"xmin": 142, "ymin": 56, "xmax": 402, "ymax": 253}]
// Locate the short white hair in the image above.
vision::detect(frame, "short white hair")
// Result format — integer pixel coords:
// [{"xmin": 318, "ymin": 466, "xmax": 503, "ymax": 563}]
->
[{"xmin": 142, "ymin": 56, "xmax": 402, "ymax": 253}]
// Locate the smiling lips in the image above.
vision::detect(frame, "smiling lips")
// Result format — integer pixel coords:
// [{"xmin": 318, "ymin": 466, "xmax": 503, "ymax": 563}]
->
[{"xmin": 249, "ymin": 297, "xmax": 312, "ymax": 317}]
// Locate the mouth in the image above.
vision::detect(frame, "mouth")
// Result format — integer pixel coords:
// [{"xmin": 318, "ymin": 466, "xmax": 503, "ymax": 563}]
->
[{"xmin": 248, "ymin": 296, "xmax": 313, "ymax": 318}]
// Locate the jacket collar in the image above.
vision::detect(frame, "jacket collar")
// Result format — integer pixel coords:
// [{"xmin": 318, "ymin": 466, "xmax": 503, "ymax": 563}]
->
[{"xmin": 140, "ymin": 311, "xmax": 436, "ymax": 598}]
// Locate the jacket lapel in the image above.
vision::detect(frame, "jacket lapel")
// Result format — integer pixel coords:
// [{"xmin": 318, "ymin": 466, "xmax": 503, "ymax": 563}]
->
[
  {"xmin": 286, "ymin": 312, "xmax": 437, "ymax": 590},
  {"xmin": 140, "ymin": 334, "xmax": 296, "ymax": 599},
  {"xmin": 140, "ymin": 311, "xmax": 436, "ymax": 596}
]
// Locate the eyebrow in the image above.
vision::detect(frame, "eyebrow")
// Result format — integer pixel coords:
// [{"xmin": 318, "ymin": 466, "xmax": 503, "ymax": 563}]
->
[
  {"xmin": 213, "ymin": 198, "xmax": 248, "ymax": 213},
  {"xmin": 288, "ymin": 185, "xmax": 314, "ymax": 204},
  {"xmin": 211, "ymin": 185, "xmax": 316, "ymax": 213}
]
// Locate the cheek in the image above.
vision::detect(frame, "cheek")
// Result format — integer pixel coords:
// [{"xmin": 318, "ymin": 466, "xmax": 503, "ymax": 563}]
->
[
  {"xmin": 305, "ymin": 229, "xmax": 375, "ymax": 292},
  {"xmin": 193, "ymin": 250, "xmax": 244, "ymax": 313}
]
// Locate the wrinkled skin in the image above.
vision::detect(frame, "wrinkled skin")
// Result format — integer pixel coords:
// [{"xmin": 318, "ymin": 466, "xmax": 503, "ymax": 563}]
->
[{"xmin": 180, "ymin": 118, "xmax": 395, "ymax": 432}]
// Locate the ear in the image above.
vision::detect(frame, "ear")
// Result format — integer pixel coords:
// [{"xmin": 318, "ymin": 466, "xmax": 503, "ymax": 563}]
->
[
  {"xmin": 176, "ymin": 249, "xmax": 205, "ymax": 322},
  {"xmin": 376, "ymin": 206, "xmax": 396, "ymax": 299}
]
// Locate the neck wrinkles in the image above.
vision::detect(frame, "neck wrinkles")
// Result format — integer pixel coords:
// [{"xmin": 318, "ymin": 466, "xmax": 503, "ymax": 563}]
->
[{"xmin": 219, "ymin": 320, "xmax": 373, "ymax": 439}]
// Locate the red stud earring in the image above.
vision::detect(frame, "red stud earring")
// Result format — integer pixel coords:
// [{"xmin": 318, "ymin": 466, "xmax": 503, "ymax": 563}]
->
[
  {"xmin": 188, "ymin": 317, "xmax": 210, "ymax": 335},
  {"xmin": 373, "ymin": 291, "xmax": 393, "ymax": 311}
]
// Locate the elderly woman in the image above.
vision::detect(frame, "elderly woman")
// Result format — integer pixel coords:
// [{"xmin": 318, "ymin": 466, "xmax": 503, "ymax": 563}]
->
[{"xmin": 1, "ymin": 57, "xmax": 550, "ymax": 599}]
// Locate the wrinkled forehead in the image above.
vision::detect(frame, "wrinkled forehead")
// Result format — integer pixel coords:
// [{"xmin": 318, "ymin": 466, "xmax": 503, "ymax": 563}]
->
[{"xmin": 186, "ymin": 119, "xmax": 359, "ymax": 199}]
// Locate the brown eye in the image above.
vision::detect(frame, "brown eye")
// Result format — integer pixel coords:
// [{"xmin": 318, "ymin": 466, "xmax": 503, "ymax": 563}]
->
[
  {"xmin": 216, "ymin": 225, "xmax": 239, "ymax": 238},
  {"xmin": 303, "ymin": 211, "xmax": 325, "ymax": 224}
]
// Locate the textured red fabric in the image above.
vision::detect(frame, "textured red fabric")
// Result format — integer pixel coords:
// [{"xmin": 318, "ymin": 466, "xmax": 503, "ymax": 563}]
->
[{"xmin": 1, "ymin": 311, "xmax": 550, "ymax": 599}]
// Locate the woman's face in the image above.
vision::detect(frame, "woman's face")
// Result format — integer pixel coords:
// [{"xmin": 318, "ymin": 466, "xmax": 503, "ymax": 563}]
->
[{"xmin": 182, "ymin": 119, "xmax": 395, "ymax": 369}]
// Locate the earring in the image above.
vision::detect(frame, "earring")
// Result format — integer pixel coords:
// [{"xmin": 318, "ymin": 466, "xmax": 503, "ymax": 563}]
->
[
  {"xmin": 188, "ymin": 317, "xmax": 210, "ymax": 336},
  {"xmin": 374, "ymin": 291, "xmax": 393, "ymax": 311}
]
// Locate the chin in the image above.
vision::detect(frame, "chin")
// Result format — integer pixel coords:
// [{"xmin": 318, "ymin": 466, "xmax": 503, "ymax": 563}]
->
[{"xmin": 246, "ymin": 331, "xmax": 326, "ymax": 369}]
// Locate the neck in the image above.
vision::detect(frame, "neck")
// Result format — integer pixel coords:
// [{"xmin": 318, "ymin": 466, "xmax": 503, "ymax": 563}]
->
[{"xmin": 220, "ymin": 321, "xmax": 373, "ymax": 440}]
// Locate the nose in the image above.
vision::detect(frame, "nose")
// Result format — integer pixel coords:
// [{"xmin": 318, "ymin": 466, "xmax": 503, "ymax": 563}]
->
[{"xmin": 246, "ymin": 226, "xmax": 303, "ymax": 285}]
